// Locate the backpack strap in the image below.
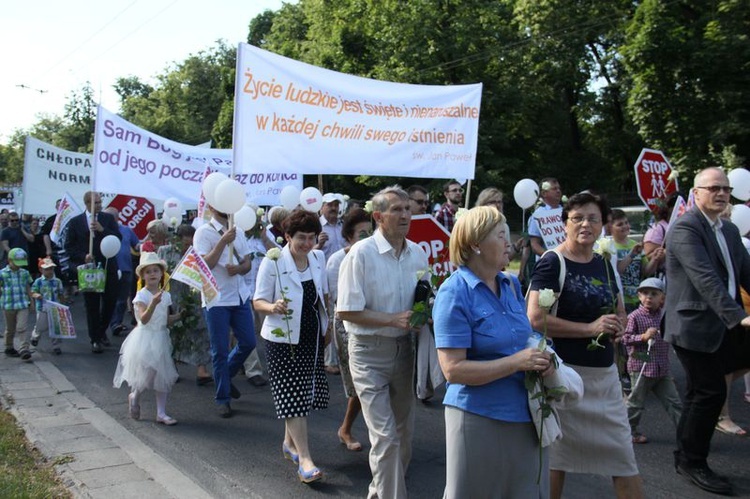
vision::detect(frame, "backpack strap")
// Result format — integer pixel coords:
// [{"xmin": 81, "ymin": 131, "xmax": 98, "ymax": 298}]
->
[{"xmin": 524, "ymin": 249, "xmax": 566, "ymax": 316}]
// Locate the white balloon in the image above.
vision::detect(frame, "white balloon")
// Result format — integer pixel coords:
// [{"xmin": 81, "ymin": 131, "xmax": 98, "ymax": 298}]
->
[
  {"xmin": 300, "ymin": 187, "xmax": 323, "ymax": 212},
  {"xmin": 100, "ymin": 234, "xmax": 121, "ymax": 259},
  {"xmin": 728, "ymin": 168, "xmax": 750, "ymax": 201},
  {"xmin": 234, "ymin": 205, "xmax": 258, "ymax": 231},
  {"xmin": 513, "ymin": 178, "xmax": 540, "ymax": 209},
  {"xmin": 213, "ymin": 179, "xmax": 246, "ymax": 214},
  {"xmin": 280, "ymin": 185, "xmax": 301, "ymax": 210},
  {"xmin": 163, "ymin": 197, "xmax": 183, "ymax": 220},
  {"xmin": 731, "ymin": 204, "xmax": 750, "ymax": 236},
  {"xmin": 202, "ymin": 172, "xmax": 228, "ymax": 206}
]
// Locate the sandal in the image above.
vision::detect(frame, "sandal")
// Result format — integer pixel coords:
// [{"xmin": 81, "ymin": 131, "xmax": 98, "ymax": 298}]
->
[
  {"xmin": 632, "ymin": 433, "xmax": 649, "ymax": 444},
  {"xmin": 298, "ymin": 465, "xmax": 323, "ymax": 484},
  {"xmin": 715, "ymin": 417, "xmax": 747, "ymax": 436},
  {"xmin": 282, "ymin": 442, "xmax": 299, "ymax": 464},
  {"xmin": 338, "ymin": 431, "xmax": 363, "ymax": 452}
]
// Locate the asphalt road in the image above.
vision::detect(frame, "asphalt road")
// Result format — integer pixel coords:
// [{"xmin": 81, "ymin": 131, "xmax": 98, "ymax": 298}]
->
[{"xmin": 8, "ymin": 297, "xmax": 750, "ymax": 498}]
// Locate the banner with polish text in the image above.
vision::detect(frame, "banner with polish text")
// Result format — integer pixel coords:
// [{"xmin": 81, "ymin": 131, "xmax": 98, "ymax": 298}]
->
[
  {"xmin": 233, "ymin": 44, "xmax": 482, "ymax": 179},
  {"xmin": 93, "ymin": 107, "xmax": 302, "ymax": 206},
  {"xmin": 22, "ymin": 136, "xmax": 94, "ymax": 215}
]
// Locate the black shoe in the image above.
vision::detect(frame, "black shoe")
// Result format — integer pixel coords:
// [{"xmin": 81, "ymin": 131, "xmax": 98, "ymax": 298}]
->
[
  {"xmin": 100, "ymin": 336, "xmax": 112, "ymax": 347},
  {"xmin": 218, "ymin": 403, "xmax": 232, "ymax": 418},
  {"xmin": 53, "ymin": 348, "xmax": 62, "ymax": 355},
  {"xmin": 112, "ymin": 325, "xmax": 125, "ymax": 337},
  {"xmin": 30, "ymin": 338, "xmax": 39, "ymax": 347},
  {"xmin": 20, "ymin": 350, "xmax": 32, "ymax": 362},
  {"xmin": 91, "ymin": 342, "xmax": 104, "ymax": 354},
  {"xmin": 676, "ymin": 464, "xmax": 734, "ymax": 495},
  {"xmin": 230, "ymin": 382, "xmax": 241, "ymax": 399},
  {"xmin": 5, "ymin": 348, "xmax": 20, "ymax": 357},
  {"xmin": 247, "ymin": 375, "xmax": 268, "ymax": 387},
  {"xmin": 196, "ymin": 376, "xmax": 214, "ymax": 386}
]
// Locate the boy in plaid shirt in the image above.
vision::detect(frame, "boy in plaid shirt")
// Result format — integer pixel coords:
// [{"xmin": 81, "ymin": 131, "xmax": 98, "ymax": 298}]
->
[
  {"xmin": 622, "ymin": 277, "xmax": 682, "ymax": 444},
  {"xmin": 30, "ymin": 257, "xmax": 64, "ymax": 355},
  {"xmin": 1, "ymin": 248, "xmax": 34, "ymax": 361}
]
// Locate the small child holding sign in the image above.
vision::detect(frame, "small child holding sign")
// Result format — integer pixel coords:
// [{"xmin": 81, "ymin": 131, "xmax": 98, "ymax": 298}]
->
[
  {"xmin": 113, "ymin": 253, "xmax": 180, "ymax": 425},
  {"xmin": 30, "ymin": 257, "xmax": 65, "ymax": 355}
]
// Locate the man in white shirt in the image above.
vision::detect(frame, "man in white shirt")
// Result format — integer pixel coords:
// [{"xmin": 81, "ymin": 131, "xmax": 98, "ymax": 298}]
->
[
  {"xmin": 528, "ymin": 177, "xmax": 563, "ymax": 257},
  {"xmin": 193, "ymin": 205, "xmax": 256, "ymax": 418},
  {"xmin": 316, "ymin": 193, "xmax": 345, "ymax": 261},
  {"xmin": 338, "ymin": 185, "xmax": 429, "ymax": 499}
]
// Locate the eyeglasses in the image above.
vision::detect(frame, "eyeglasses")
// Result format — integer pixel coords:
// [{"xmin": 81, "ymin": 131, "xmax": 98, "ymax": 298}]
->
[
  {"xmin": 447, "ymin": 188, "xmax": 464, "ymax": 194},
  {"xmin": 9, "ymin": 218, "xmax": 19, "ymax": 223},
  {"xmin": 568, "ymin": 216, "xmax": 601, "ymax": 225},
  {"xmin": 410, "ymin": 198, "xmax": 429, "ymax": 206},
  {"xmin": 695, "ymin": 185, "xmax": 733, "ymax": 194}
]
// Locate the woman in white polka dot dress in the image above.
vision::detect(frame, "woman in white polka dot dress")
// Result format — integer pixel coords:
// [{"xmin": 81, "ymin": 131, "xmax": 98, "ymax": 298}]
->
[{"xmin": 254, "ymin": 210, "xmax": 330, "ymax": 484}]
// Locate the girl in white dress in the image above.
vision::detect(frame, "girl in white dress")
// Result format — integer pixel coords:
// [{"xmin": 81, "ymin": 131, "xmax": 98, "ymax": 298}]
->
[{"xmin": 113, "ymin": 252, "xmax": 180, "ymax": 425}]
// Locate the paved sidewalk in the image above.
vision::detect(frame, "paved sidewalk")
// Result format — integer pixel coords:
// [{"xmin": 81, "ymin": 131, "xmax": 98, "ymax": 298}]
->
[{"xmin": 0, "ymin": 358, "xmax": 211, "ymax": 499}]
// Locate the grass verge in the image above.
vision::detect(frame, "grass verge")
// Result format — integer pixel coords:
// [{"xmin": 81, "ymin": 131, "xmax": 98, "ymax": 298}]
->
[{"xmin": 0, "ymin": 408, "xmax": 71, "ymax": 498}]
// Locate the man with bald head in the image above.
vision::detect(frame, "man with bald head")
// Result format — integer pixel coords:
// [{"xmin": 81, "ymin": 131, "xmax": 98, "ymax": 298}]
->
[{"xmin": 665, "ymin": 167, "xmax": 750, "ymax": 495}]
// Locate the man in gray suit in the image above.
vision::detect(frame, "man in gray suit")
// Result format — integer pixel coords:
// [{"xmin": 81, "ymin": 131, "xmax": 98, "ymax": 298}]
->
[{"xmin": 665, "ymin": 167, "xmax": 750, "ymax": 495}]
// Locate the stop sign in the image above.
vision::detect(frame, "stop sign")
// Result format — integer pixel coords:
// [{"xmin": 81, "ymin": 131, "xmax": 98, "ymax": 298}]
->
[
  {"xmin": 634, "ymin": 148, "xmax": 679, "ymax": 213},
  {"xmin": 407, "ymin": 214, "xmax": 455, "ymax": 279},
  {"xmin": 106, "ymin": 195, "xmax": 155, "ymax": 239}
]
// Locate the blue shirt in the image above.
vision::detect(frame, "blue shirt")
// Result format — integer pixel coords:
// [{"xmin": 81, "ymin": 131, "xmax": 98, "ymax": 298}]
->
[
  {"xmin": 116, "ymin": 224, "xmax": 140, "ymax": 272},
  {"xmin": 31, "ymin": 276, "xmax": 63, "ymax": 312},
  {"xmin": 433, "ymin": 267, "xmax": 532, "ymax": 423}
]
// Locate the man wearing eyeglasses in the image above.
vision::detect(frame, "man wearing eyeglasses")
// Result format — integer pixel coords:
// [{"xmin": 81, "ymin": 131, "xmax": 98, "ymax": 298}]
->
[
  {"xmin": 665, "ymin": 167, "xmax": 750, "ymax": 496},
  {"xmin": 407, "ymin": 185, "xmax": 429, "ymax": 215},
  {"xmin": 435, "ymin": 180, "xmax": 463, "ymax": 232},
  {"xmin": 1, "ymin": 212, "xmax": 33, "ymax": 267}
]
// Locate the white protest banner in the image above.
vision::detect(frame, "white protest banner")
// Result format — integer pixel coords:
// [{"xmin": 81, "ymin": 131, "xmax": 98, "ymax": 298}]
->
[
  {"xmin": 22, "ymin": 136, "xmax": 94, "ymax": 215},
  {"xmin": 170, "ymin": 246, "xmax": 221, "ymax": 308},
  {"xmin": 45, "ymin": 301, "xmax": 77, "ymax": 339},
  {"xmin": 533, "ymin": 207, "xmax": 566, "ymax": 250},
  {"xmin": 93, "ymin": 107, "xmax": 302, "ymax": 206},
  {"xmin": 49, "ymin": 192, "xmax": 83, "ymax": 244},
  {"xmin": 233, "ymin": 43, "xmax": 482, "ymax": 180}
]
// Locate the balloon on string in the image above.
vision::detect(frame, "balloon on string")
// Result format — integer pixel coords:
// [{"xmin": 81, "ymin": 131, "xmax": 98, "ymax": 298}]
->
[
  {"xmin": 163, "ymin": 198, "xmax": 183, "ymax": 220},
  {"xmin": 280, "ymin": 185, "xmax": 301, "ymax": 210},
  {"xmin": 234, "ymin": 205, "xmax": 258, "ymax": 231},
  {"xmin": 728, "ymin": 168, "xmax": 750, "ymax": 201},
  {"xmin": 100, "ymin": 235, "xmax": 121, "ymax": 259},
  {"xmin": 513, "ymin": 179, "xmax": 540, "ymax": 209},
  {"xmin": 202, "ymin": 172, "xmax": 228, "ymax": 206},
  {"xmin": 300, "ymin": 187, "xmax": 323, "ymax": 212},
  {"xmin": 731, "ymin": 204, "xmax": 750, "ymax": 236},
  {"xmin": 213, "ymin": 178, "xmax": 246, "ymax": 214}
]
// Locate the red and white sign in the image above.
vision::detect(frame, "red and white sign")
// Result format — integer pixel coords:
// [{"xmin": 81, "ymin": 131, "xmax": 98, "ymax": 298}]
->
[
  {"xmin": 106, "ymin": 195, "xmax": 156, "ymax": 239},
  {"xmin": 634, "ymin": 148, "xmax": 679, "ymax": 213},
  {"xmin": 407, "ymin": 215, "xmax": 455, "ymax": 279}
]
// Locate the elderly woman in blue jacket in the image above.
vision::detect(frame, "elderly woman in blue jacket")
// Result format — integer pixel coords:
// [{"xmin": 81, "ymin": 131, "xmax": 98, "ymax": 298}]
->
[{"xmin": 254, "ymin": 209, "xmax": 330, "ymax": 484}]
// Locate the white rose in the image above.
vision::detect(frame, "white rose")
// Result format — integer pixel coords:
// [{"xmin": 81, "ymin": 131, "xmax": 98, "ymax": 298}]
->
[
  {"xmin": 256, "ymin": 208, "xmax": 265, "ymax": 217},
  {"xmin": 538, "ymin": 288, "xmax": 556, "ymax": 308},
  {"xmin": 668, "ymin": 170, "xmax": 679, "ymax": 182},
  {"xmin": 364, "ymin": 200, "xmax": 373, "ymax": 213},
  {"xmin": 416, "ymin": 269, "xmax": 429, "ymax": 280},
  {"xmin": 275, "ymin": 236, "xmax": 284, "ymax": 245},
  {"xmin": 541, "ymin": 181, "xmax": 552, "ymax": 192},
  {"xmin": 266, "ymin": 247, "xmax": 282, "ymax": 261}
]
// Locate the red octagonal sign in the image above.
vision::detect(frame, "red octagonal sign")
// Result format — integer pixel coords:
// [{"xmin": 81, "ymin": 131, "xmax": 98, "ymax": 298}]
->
[
  {"xmin": 106, "ymin": 195, "xmax": 156, "ymax": 239},
  {"xmin": 634, "ymin": 148, "xmax": 679, "ymax": 213},
  {"xmin": 407, "ymin": 215, "xmax": 456, "ymax": 281}
]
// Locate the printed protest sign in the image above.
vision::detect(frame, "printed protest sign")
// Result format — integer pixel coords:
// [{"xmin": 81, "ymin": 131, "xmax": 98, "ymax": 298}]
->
[
  {"xmin": 533, "ymin": 207, "xmax": 566, "ymax": 250},
  {"xmin": 170, "ymin": 246, "xmax": 220, "ymax": 308},
  {"xmin": 45, "ymin": 301, "xmax": 77, "ymax": 339},
  {"xmin": 92, "ymin": 107, "xmax": 302, "ymax": 206},
  {"xmin": 233, "ymin": 43, "xmax": 482, "ymax": 180}
]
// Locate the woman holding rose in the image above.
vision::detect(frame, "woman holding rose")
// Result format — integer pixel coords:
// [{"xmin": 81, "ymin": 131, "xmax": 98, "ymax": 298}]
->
[
  {"xmin": 433, "ymin": 206, "xmax": 554, "ymax": 498},
  {"xmin": 253, "ymin": 210, "xmax": 330, "ymax": 484},
  {"xmin": 526, "ymin": 192, "xmax": 643, "ymax": 499}
]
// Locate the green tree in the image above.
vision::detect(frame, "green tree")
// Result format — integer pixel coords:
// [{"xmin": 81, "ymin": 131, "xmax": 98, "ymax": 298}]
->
[{"xmin": 621, "ymin": 0, "xmax": 750, "ymax": 174}]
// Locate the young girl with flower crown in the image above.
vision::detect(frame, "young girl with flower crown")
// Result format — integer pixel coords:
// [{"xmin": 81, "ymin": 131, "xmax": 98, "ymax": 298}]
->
[{"xmin": 113, "ymin": 252, "xmax": 181, "ymax": 425}]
